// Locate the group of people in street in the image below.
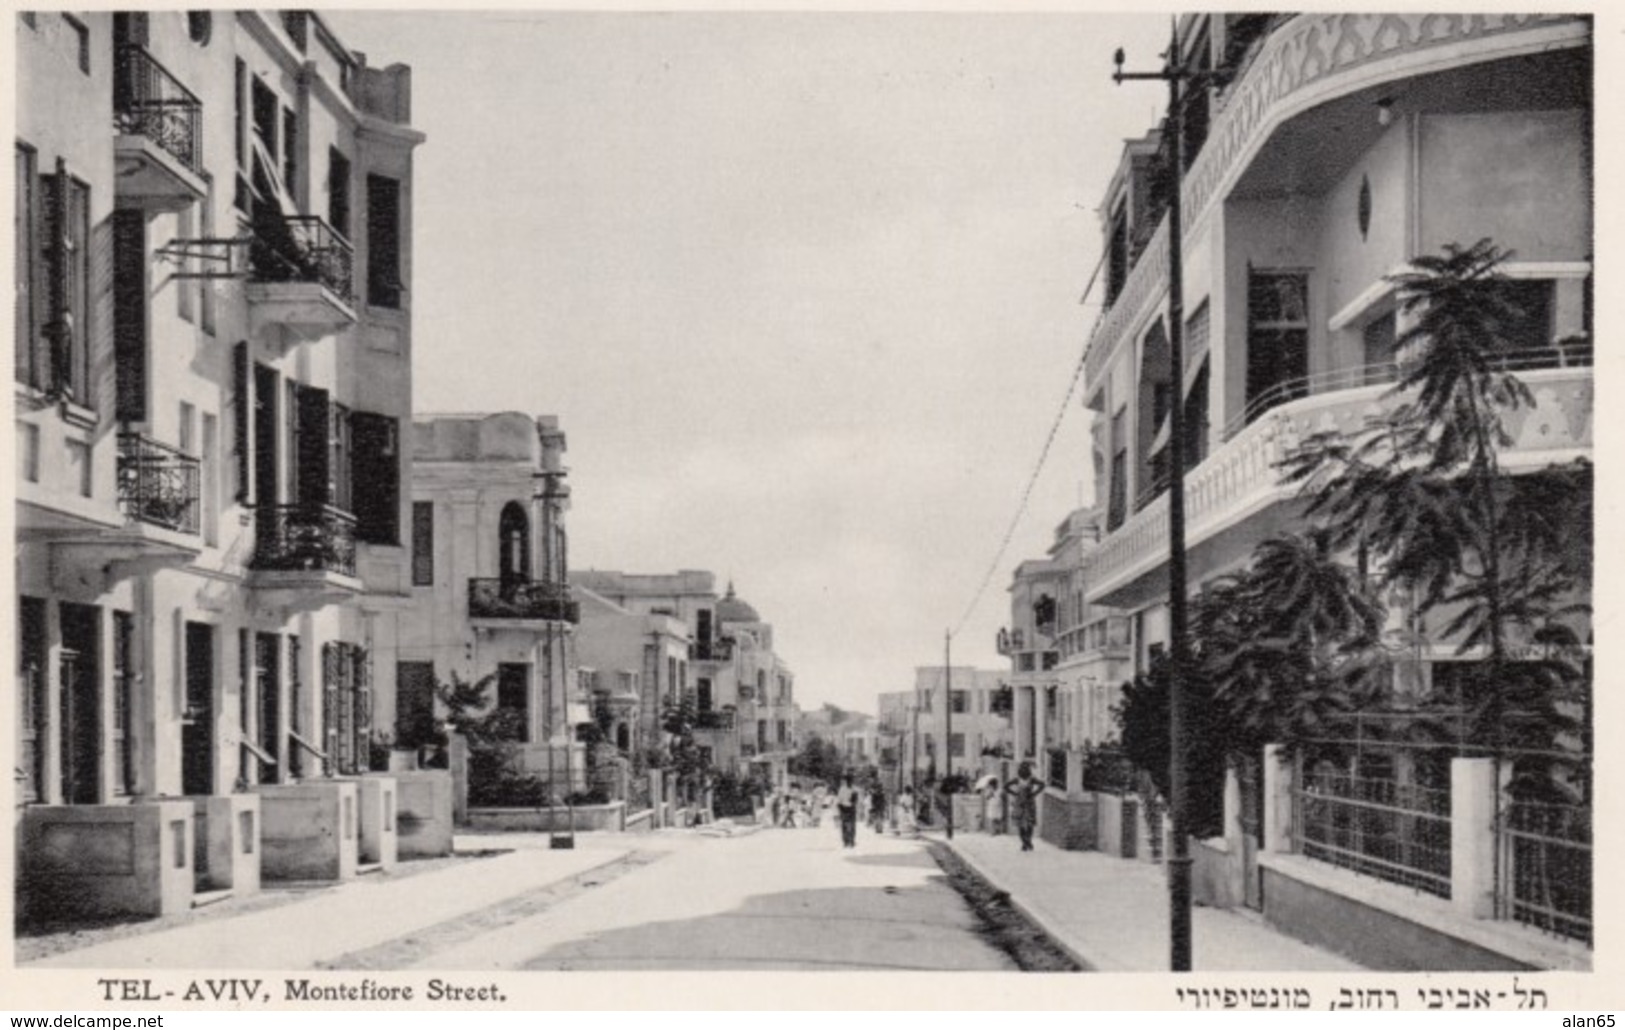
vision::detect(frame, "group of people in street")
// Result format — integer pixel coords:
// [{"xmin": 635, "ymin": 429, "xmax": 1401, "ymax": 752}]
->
[{"xmin": 764, "ymin": 761, "xmax": 1045, "ymax": 853}]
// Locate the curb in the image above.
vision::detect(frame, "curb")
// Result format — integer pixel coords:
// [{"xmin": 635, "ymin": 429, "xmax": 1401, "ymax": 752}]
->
[{"xmin": 931, "ymin": 834, "xmax": 1101, "ymax": 972}]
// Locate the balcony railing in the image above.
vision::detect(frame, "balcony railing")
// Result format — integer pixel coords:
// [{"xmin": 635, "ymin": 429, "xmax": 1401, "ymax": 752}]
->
[
  {"xmin": 689, "ymin": 638, "xmax": 735, "ymax": 662},
  {"xmin": 117, "ymin": 433, "xmax": 200, "ymax": 534},
  {"xmin": 252, "ymin": 504, "xmax": 357, "ymax": 576},
  {"xmin": 114, "ymin": 44, "xmax": 202, "ymax": 174},
  {"xmin": 467, "ymin": 577, "xmax": 579, "ymax": 623},
  {"xmin": 250, "ymin": 214, "xmax": 354, "ymax": 303}
]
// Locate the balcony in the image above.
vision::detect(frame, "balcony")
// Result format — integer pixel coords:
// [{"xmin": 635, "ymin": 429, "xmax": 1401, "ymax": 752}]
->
[
  {"xmin": 249, "ymin": 504, "xmax": 361, "ymax": 608},
  {"xmin": 689, "ymin": 637, "xmax": 736, "ymax": 662},
  {"xmin": 117, "ymin": 433, "xmax": 199, "ymax": 535},
  {"xmin": 246, "ymin": 215, "xmax": 357, "ymax": 342},
  {"xmin": 1084, "ymin": 362, "xmax": 1592, "ymax": 608},
  {"xmin": 113, "ymin": 44, "xmax": 206, "ymax": 213},
  {"xmin": 467, "ymin": 578, "xmax": 580, "ymax": 625},
  {"xmin": 1083, "ymin": 12, "xmax": 1591, "ymax": 393}
]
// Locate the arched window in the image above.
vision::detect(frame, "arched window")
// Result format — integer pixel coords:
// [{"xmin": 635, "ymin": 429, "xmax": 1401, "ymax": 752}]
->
[{"xmin": 498, "ymin": 501, "xmax": 530, "ymax": 585}]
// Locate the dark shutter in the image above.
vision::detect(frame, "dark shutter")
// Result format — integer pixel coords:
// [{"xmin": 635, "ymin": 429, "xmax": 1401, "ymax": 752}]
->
[
  {"xmin": 351, "ymin": 411, "xmax": 399, "ymax": 544},
  {"xmin": 411, "ymin": 502, "xmax": 433, "ymax": 586},
  {"xmin": 112, "ymin": 209, "xmax": 147, "ymax": 422},
  {"xmin": 233, "ymin": 341, "xmax": 252, "ymax": 502},
  {"xmin": 295, "ymin": 382, "xmax": 331, "ymax": 511}
]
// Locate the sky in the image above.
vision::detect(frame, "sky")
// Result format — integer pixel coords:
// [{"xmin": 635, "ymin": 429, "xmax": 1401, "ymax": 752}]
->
[{"xmin": 324, "ymin": 9, "xmax": 1174, "ymax": 715}]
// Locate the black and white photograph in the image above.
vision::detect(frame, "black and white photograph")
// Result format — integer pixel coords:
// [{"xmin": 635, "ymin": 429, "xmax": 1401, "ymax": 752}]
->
[{"xmin": 5, "ymin": 4, "xmax": 1607, "ymax": 1010}]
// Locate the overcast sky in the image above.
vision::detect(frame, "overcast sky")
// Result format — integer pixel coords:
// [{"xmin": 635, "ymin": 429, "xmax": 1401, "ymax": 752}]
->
[{"xmin": 325, "ymin": 10, "xmax": 1173, "ymax": 714}]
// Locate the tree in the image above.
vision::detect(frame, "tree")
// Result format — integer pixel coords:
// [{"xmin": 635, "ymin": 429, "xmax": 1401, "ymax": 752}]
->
[
  {"xmin": 788, "ymin": 736, "xmax": 843, "ymax": 786},
  {"xmin": 1112, "ymin": 654, "xmax": 1225, "ymax": 839},
  {"xmin": 1280, "ymin": 240, "xmax": 1590, "ymax": 779}
]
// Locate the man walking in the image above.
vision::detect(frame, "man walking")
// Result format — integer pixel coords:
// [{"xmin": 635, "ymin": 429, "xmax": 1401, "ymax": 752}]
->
[
  {"xmin": 1005, "ymin": 762, "xmax": 1044, "ymax": 852},
  {"xmin": 836, "ymin": 772, "xmax": 860, "ymax": 848}
]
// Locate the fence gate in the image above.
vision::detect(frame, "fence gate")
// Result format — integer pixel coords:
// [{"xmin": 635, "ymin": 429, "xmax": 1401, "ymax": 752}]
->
[{"xmin": 1240, "ymin": 751, "xmax": 1264, "ymax": 911}]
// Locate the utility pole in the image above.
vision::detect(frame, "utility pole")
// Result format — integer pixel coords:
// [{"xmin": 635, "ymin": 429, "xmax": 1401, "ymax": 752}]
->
[
  {"xmin": 944, "ymin": 630, "xmax": 954, "ymax": 840},
  {"xmin": 1113, "ymin": 22, "xmax": 1198, "ymax": 972}
]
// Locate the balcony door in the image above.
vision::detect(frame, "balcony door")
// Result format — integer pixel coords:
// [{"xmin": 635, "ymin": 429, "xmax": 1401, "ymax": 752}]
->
[
  {"xmin": 496, "ymin": 662, "xmax": 530, "ymax": 743},
  {"xmin": 182, "ymin": 621, "xmax": 215, "ymax": 795},
  {"xmin": 256, "ymin": 633, "xmax": 280, "ymax": 784},
  {"xmin": 1245, "ymin": 271, "xmax": 1310, "ymax": 422},
  {"xmin": 253, "ymin": 363, "xmax": 278, "ymax": 508},
  {"xmin": 499, "ymin": 502, "xmax": 529, "ymax": 592}
]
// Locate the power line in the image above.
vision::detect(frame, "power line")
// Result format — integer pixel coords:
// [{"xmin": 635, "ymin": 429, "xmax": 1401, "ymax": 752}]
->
[{"xmin": 950, "ymin": 244, "xmax": 1108, "ymax": 640}]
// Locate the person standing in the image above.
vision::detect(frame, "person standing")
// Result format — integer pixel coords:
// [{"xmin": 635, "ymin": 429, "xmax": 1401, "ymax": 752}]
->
[
  {"xmin": 835, "ymin": 772, "xmax": 860, "ymax": 848},
  {"xmin": 868, "ymin": 782, "xmax": 888, "ymax": 833},
  {"xmin": 1005, "ymin": 763, "xmax": 1044, "ymax": 852}
]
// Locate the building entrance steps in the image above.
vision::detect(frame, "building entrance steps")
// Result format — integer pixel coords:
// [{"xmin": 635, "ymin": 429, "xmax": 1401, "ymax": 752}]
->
[
  {"xmin": 29, "ymin": 837, "xmax": 633, "ymax": 969},
  {"xmin": 937, "ymin": 831, "xmax": 1362, "ymax": 972}
]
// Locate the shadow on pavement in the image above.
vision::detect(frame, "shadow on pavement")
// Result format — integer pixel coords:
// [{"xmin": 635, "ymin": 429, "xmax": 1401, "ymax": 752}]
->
[
  {"xmin": 841, "ymin": 850, "xmax": 938, "ymax": 870},
  {"xmin": 519, "ymin": 880, "xmax": 1016, "ymax": 971}
]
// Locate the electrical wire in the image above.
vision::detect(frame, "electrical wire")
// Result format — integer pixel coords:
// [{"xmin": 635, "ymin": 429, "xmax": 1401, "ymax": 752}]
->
[{"xmin": 949, "ymin": 243, "xmax": 1108, "ymax": 642}]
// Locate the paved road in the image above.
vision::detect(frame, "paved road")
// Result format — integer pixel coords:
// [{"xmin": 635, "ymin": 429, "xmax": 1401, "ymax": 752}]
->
[{"xmin": 418, "ymin": 825, "xmax": 1015, "ymax": 972}]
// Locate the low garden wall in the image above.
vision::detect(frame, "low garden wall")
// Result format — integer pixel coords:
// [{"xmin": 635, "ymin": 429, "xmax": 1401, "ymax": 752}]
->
[{"xmin": 465, "ymin": 801, "xmax": 627, "ymax": 833}]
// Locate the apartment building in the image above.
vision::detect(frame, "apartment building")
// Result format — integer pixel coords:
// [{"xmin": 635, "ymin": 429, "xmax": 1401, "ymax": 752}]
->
[
  {"xmin": 15, "ymin": 10, "xmax": 426, "ymax": 919},
  {"xmin": 395, "ymin": 413, "xmax": 585, "ymax": 794},
  {"xmin": 1074, "ymin": 13, "xmax": 1591, "ymax": 967},
  {"xmin": 571, "ymin": 572, "xmax": 800, "ymax": 789},
  {"xmin": 877, "ymin": 666, "xmax": 1010, "ymax": 785}
]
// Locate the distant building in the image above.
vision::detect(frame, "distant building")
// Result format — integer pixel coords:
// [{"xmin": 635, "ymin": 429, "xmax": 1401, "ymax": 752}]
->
[
  {"xmin": 395, "ymin": 413, "xmax": 585, "ymax": 792},
  {"xmin": 877, "ymin": 667, "xmax": 1009, "ymax": 786}
]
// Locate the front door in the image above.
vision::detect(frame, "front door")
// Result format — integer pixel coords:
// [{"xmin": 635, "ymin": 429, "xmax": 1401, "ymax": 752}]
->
[
  {"xmin": 182, "ymin": 622, "xmax": 215, "ymax": 795},
  {"xmin": 256, "ymin": 633, "xmax": 280, "ymax": 784},
  {"xmin": 58, "ymin": 603, "xmax": 101, "ymax": 805}
]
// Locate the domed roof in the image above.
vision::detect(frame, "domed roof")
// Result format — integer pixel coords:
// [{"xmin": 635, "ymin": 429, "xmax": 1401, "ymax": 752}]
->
[{"xmin": 715, "ymin": 580, "xmax": 760, "ymax": 623}]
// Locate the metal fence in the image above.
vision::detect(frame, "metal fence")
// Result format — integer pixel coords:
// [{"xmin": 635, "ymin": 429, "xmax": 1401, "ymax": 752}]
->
[
  {"xmin": 1498, "ymin": 797, "xmax": 1591, "ymax": 944},
  {"xmin": 1294, "ymin": 755, "xmax": 1453, "ymax": 899}
]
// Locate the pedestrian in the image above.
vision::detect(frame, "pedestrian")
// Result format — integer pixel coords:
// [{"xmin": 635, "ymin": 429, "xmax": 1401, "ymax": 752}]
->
[
  {"xmin": 1005, "ymin": 762, "xmax": 1044, "ymax": 852},
  {"xmin": 895, "ymin": 785, "xmax": 919, "ymax": 838},
  {"xmin": 983, "ymin": 776, "xmax": 1005, "ymax": 836},
  {"xmin": 810, "ymin": 784, "xmax": 826, "ymax": 828},
  {"xmin": 770, "ymin": 791, "xmax": 782, "ymax": 829},
  {"xmin": 868, "ymin": 782, "xmax": 887, "ymax": 834},
  {"xmin": 835, "ymin": 772, "xmax": 860, "ymax": 848}
]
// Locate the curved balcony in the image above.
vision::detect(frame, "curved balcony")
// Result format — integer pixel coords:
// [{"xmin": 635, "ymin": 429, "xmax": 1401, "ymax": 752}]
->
[
  {"xmin": 1085, "ymin": 361, "xmax": 1592, "ymax": 608},
  {"xmin": 1083, "ymin": 12, "xmax": 1590, "ymax": 392}
]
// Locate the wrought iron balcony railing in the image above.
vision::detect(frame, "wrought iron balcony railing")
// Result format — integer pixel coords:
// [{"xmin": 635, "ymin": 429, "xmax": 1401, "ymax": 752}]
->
[
  {"xmin": 114, "ymin": 44, "xmax": 202, "ymax": 174},
  {"xmin": 249, "ymin": 214, "xmax": 355, "ymax": 303},
  {"xmin": 252, "ymin": 503, "xmax": 358, "ymax": 576},
  {"xmin": 117, "ymin": 432, "xmax": 200, "ymax": 534},
  {"xmin": 689, "ymin": 638, "xmax": 736, "ymax": 662},
  {"xmin": 467, "ymin": 577, "xmax": 580, "ymax": 623}
]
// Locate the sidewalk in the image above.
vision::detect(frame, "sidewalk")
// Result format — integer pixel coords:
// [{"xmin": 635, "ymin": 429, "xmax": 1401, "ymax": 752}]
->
[
  {"xmin": 940, "ymin": 831, "xmax": 1362, "ymax": 972},
  {"xmin": 29, "ymin": 835, "xmax": 635, "ymax": 969}
]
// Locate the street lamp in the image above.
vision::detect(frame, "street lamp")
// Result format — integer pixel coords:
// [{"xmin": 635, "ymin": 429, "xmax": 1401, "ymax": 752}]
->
[{"xmin": 1112, "ymin": 21, "xmax": 1213, "ymax": 972}]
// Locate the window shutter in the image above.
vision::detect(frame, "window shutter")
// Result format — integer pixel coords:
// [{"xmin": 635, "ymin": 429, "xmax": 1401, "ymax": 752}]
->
[
  {"xmin": 233, "ymin": 342, "xmax": 252, "ymax": 502},
  {"xmin": 411, "ymin": 502, "xmax": 433, "ymax": 586},
  {"xmin": 350, "ymin": 411, "xmax": 399, "ymax": 544},
  {"xmin": 295, "ymin": 382, "xmax": 331, "ymax": 510},
  {"xmin": 113, "ymin": 210, "xmax": 147, "ymax": 422}
]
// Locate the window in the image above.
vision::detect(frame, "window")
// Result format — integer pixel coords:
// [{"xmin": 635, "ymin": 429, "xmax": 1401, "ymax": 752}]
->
[
  {"xmin": 949, "ymin": 733, "xmax": 965, "ymax": 758},
  {"xmin": 15, "ymin": 144, "xmax": 38, "ymax": 388},
  {"xmin": 496, "ymin": 663, "xmax": 529, "ymax": 742},
  {"xmin": 1497, "ymin": 279, "xmax": 1555, "ymax": 351},
  {"xmin": 328, "ymin": 402, "xmax": 352, "ymax": 513},
  {"xmin": 293, "ymin": 382, "xmax": 331, "ymax": 510},
  {"xmin": 187, "ymin": 11, "xmax": 212, "ymax": 45},
  {"xmin": 43, "ymin": 165, "xmax": 92, "ymax": 403},
  {"xmin": 232, "ymin": 342, "xmax": 252, "ymax": 502},
  {"xmin": 62, "ymin": 14, "xmax": 89, "ymax": 74},
  {"xmin": 366, "ymin": 174, "xmax": 402, "ymax": 308},
  {"xmin": 1107, "ymin": 408, "xmax": 1128, "ymax": 531},
  {"xmin": 498, "ymin": 501, "xmax": 530, "ymax": 582},
  {"xmin": 327, "ymin": 148, "xmax": 351, "ymax": 238},
  {"xmin": 282, "ymin": 11, "xmax": 308, "ymax": 52},
  {"xmin": 112, "ymin": 209, "xmax": 147, "ymax": 420},
  {"xmin": 1106, "ymin": 204, "xmax": 1128, "ymax": 305},
  {"xmin": 21, "ymin": 423, "xmax": 40, "ymax": 482},
  {"xmin": 1245, "ymin": 271, "xmax": 1310, "ymax": 423},
  {"xmin": 202, "ymin": 413, "xmax": 218, "ymax": 546},
  {"xmin": 697, "ymin": 677, "xmax": 713, "ymax": 713},
  {"xmin": 179, "ymin": 401, "xmax": 196, "ymax": 454},
  {"xmin": 282, "ymin": 107, "xmax": 298, "ymax": 194},
  {"xmin": 950, "ymin": 689, "xmax": 968, "ymax": 714},
  {"xmin": 411, "ymin": 501, "xmax": 434, "ymax": 585},
  {"xmin": 351, "ymin": 412, "xmax": 399, "ymax": 544},
  {"xmin": 18, "ymin": 597, "xmax": 46, "ymax": 802}
]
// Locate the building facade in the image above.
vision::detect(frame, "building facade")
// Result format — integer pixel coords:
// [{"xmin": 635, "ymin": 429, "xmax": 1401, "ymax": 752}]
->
[
  {"xmin": 396, "ymin": 412, "xmax": 584, "ymax": 792},
  {"xmin": 570, "ymin": 572, "xmax": 800, "ymax": 789},
  {"xmin": 1071, "ymin": 12, "xmax": 1592, "ymax": 966},
  {"xmin": 878, "ymin": 666, "xmax": 1010, "ymax": 787},
  {"xmin": 15, "ymin": 10, "xmax": 424, "ymax": 917}
]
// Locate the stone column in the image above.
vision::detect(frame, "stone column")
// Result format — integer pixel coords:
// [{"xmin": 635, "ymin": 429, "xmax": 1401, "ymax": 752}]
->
[
  {"xmin": 1262, "ymin": 743, "xmax": 1293, "ymax": 854},
  {"xmin": 1451, "ymin": 756, "xmax": 1501, "ymax": 919}
]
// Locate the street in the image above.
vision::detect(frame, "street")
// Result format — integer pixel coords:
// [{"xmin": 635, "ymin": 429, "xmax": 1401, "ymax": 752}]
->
[
  {"xmin": 407, "ymin": 825, "xmax": 1015, "ymax": 972},
  {"xmin": 25, "ymin": 824, "xmax": 1018, "ymax": 972}
]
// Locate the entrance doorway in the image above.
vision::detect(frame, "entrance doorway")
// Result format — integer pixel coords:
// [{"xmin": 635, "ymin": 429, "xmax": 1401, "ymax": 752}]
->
[
  {"xmin": 183, "ymin": 622, "xmax": 215, "ymax": 795},
  {"xmin": 256, "ymin": 633, "xmax": 280, "ymax": 784},
  {"xmin": 58, "ymin": 603, "xmax": 101, "ymax": 805}
]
